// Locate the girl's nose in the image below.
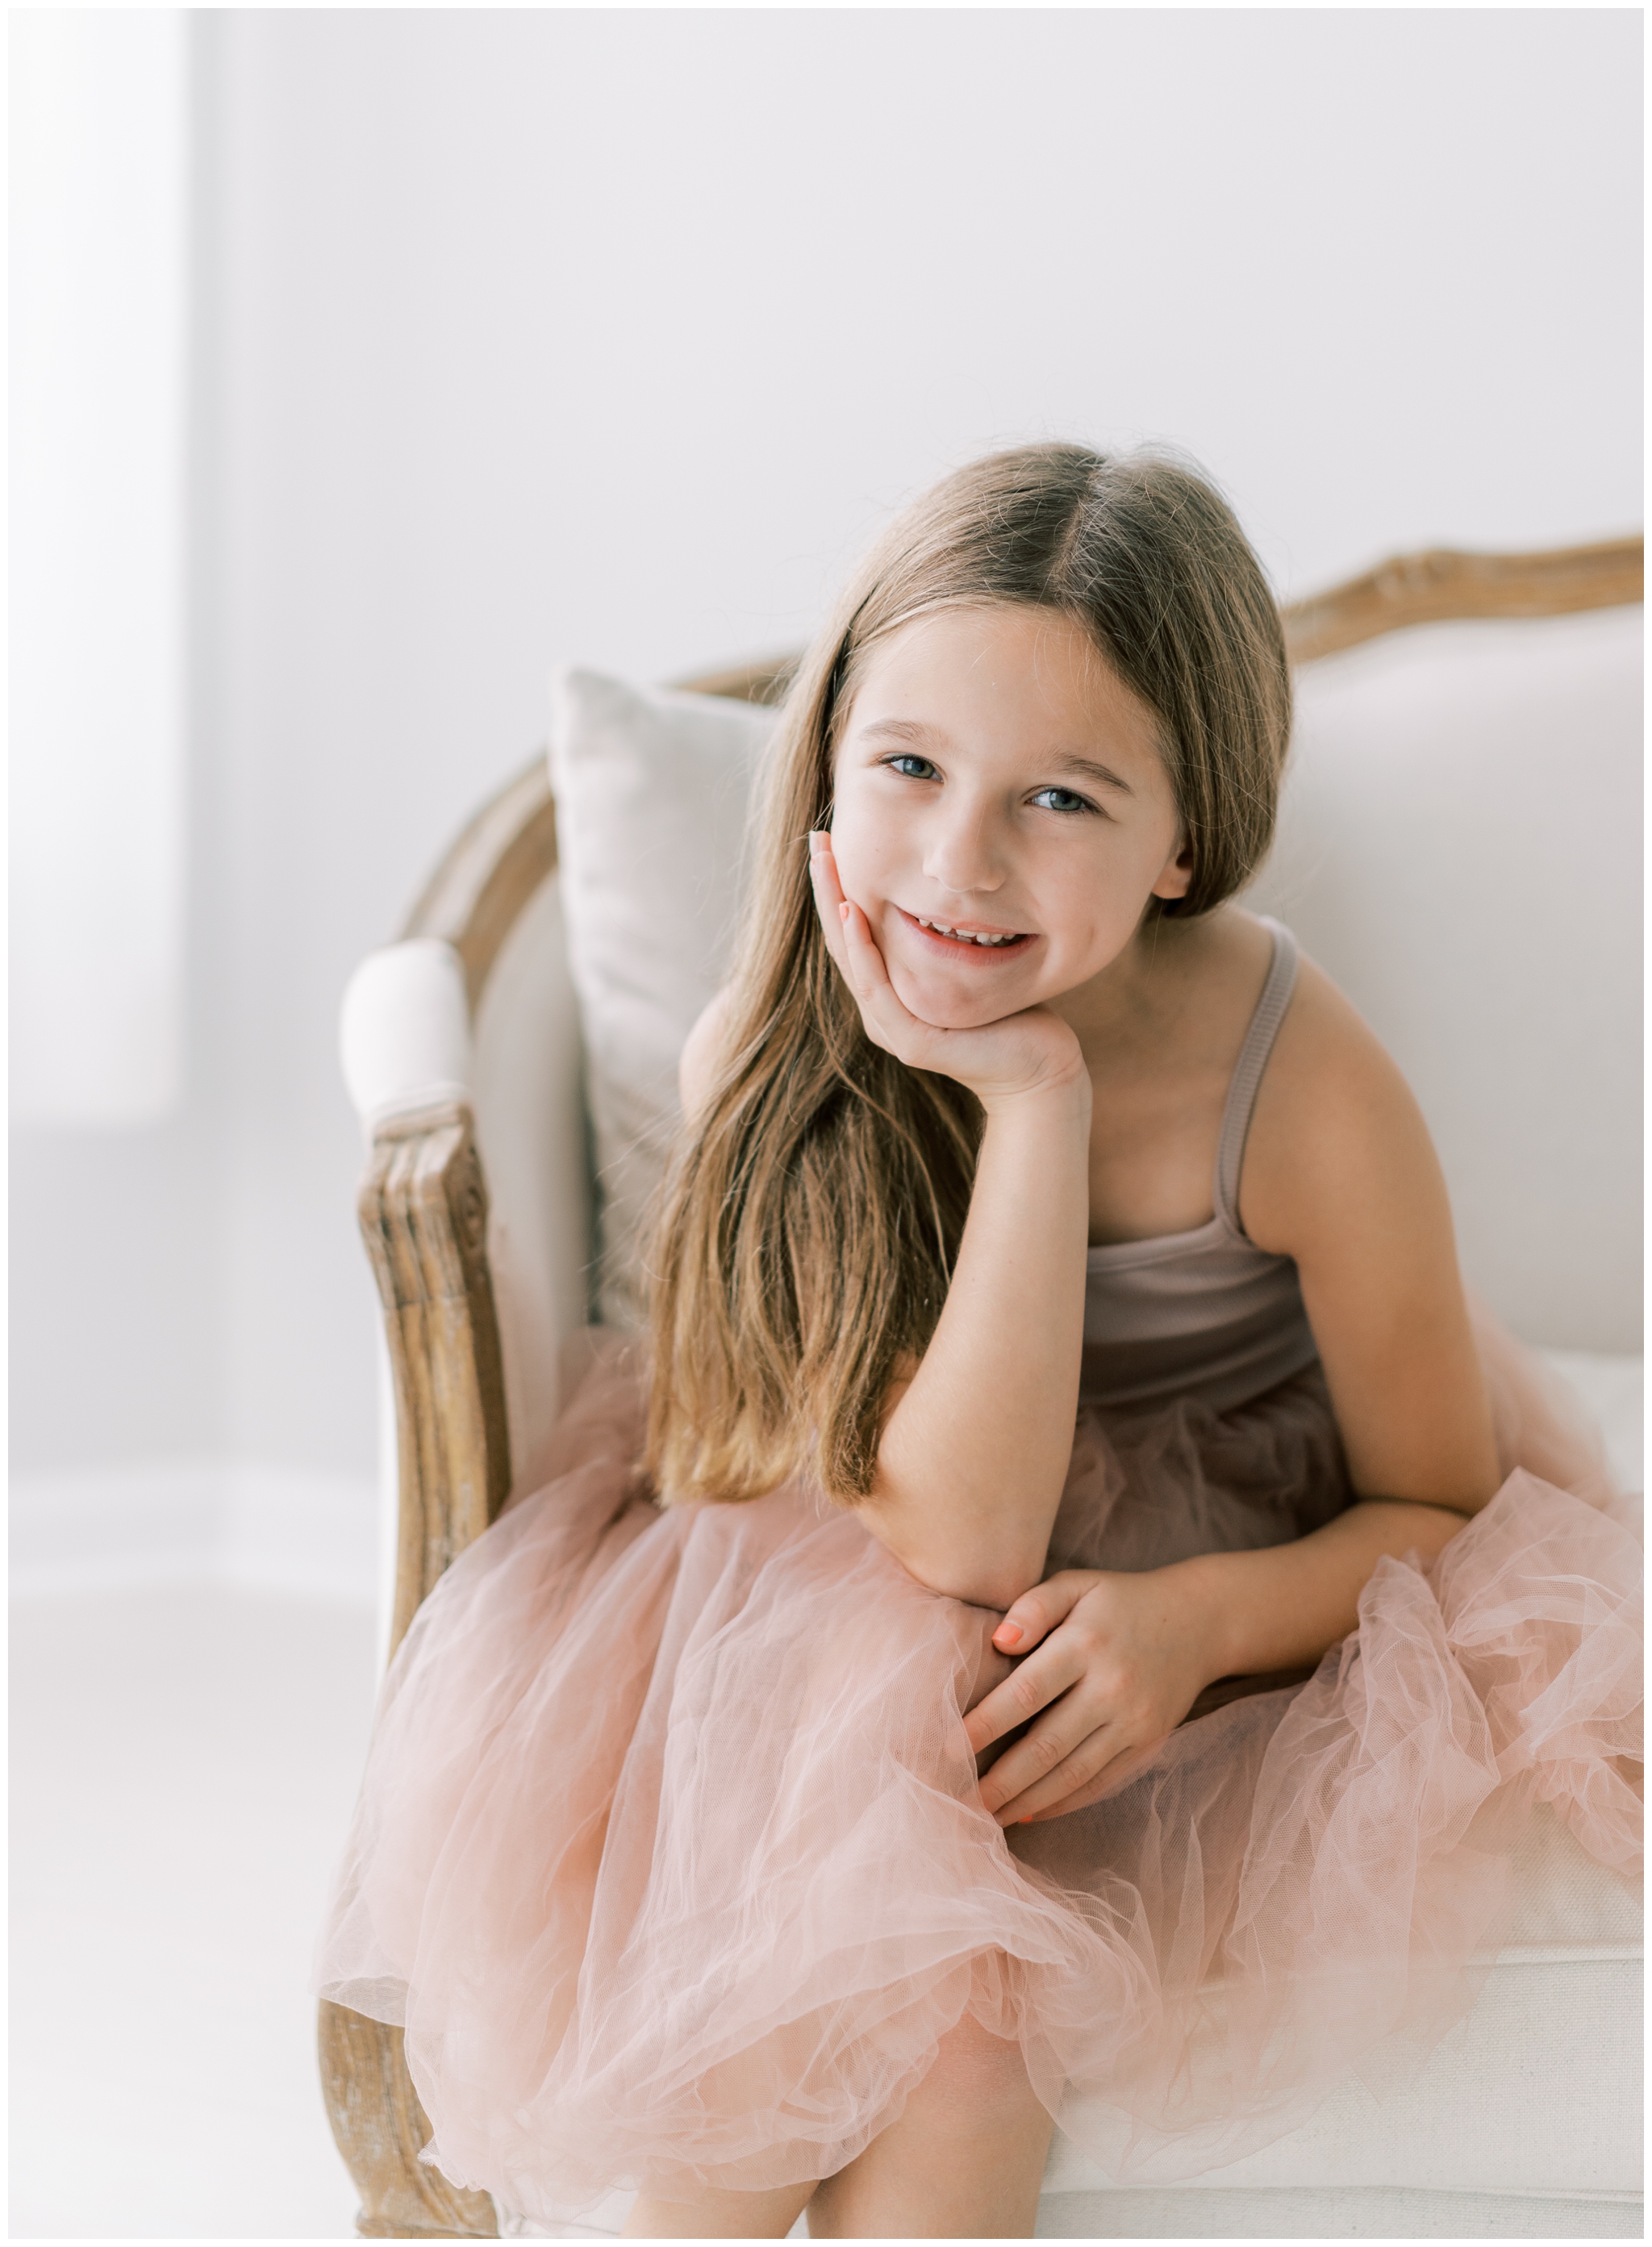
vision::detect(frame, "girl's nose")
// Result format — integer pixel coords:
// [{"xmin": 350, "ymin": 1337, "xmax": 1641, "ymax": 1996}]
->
[{"xmin": 923, "ymin": 807, "xmax": 1007, "ymax": 895}]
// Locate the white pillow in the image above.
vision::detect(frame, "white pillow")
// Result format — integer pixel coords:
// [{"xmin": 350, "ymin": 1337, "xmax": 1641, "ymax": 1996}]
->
[{"xmin": 546, "ymin": 666, "xmax": 779, "ymax": 1328}]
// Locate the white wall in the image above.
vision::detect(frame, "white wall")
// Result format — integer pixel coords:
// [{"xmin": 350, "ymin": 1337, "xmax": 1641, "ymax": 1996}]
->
[{"xmin": 11, "ymin": 9, "xmax": 1642, "ymax": 1499}]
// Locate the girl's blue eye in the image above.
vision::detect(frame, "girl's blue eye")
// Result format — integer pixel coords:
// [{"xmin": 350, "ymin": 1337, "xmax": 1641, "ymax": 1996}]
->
[
  {"xmin": 1031, "ymin": 786, "xmax": 1093, "ymax": 815},
  {"xmin": 888, "ymin": 754, "xmax": 938, "ymax": 780}
]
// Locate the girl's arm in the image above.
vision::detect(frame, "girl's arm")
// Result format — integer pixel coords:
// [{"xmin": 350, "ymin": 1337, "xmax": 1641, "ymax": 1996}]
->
[
  {"xmin": 872, "ymin": 1082, "xmax": 1092, "ymax": 1607},
  {"xmin": 1242, "ymin": 953, "xmax": 1500, "ymax": 1519},
  {"xmin": 808, "ymin": 837, "xmax": 1095, "ymax": 1611},
  {"xmin": 1180, "ymin": 954, "xmax": 1502, "ymax": 1667},
  {"xmin": 969, "ymin": 961, "xmax": 1505, "ymax": 1824}
]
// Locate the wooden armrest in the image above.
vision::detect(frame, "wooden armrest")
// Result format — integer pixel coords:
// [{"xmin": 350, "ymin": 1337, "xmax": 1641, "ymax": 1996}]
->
[{"xmin": 358, "ymin": 1101, "xmax": 511, "ymax": 1661}]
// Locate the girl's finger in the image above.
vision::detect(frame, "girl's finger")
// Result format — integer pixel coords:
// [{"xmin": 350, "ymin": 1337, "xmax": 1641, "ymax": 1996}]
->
[
  {"xmin": 807, "ymin": 835, "xmax": 853, "ymax": 976},
  {"xmin": 836, "ymin": 894, "xmax": 897, "ymax": 1003},
  {"xmin": 807, "ymin": 830, "xmax": 840, "ymax": 898},
  {"xmin": 999, "ymin": 1732, "xmax": 1166, "ymax": 1828},
  {"xmin": 807, "ymin": 833, "xmax": 886, "ymax": 981},
  {"xmin": 964, "ymin": 1637, "xmax": 1085, "ymax": 1758},
  {"xmin": 990, "ymin": 1572, "xmax": 1096, "ymax": 1659},
  {"xmin": 809, "ymin": 837, "xmax": 901, "ymax": 1021},
  {"xmin": 982, "ymin": 1707, "xmax": 1115, "ymax": 1823},
  {"xmin": 809, "ymin": 842, "xmax": 931, "ymax": 1057}
]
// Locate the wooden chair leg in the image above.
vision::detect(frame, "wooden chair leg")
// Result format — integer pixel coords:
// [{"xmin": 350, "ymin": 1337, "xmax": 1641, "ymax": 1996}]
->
[{"xmin": 319, "ymin": 1999, "xmax": 499, "ymax": 2239}]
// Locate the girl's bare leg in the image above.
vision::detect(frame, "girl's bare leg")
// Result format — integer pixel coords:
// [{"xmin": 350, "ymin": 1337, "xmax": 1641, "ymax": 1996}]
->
[
  {"xmin": 623, "ymin": 2180, "xmax": 816, "ymax": 2239},
  {"xmin": 807, "ymin": 2012, "xmax": 1053, "ymax": 2239}
]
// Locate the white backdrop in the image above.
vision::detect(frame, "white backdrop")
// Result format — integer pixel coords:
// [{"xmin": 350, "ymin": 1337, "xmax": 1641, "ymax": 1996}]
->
[
  {"xmin": 11, "ymin": 11, "xmax": 189, "ymax": 1131},
  {"xmin": 11, "ymin": 9, "xmax": 1642, "ymax": 1557}
]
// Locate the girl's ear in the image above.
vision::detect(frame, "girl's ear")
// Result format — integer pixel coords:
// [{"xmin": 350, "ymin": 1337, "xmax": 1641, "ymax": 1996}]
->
[{"xmin": 1151, "ymin": 835, "xmax": 1195, "ymax": 902}]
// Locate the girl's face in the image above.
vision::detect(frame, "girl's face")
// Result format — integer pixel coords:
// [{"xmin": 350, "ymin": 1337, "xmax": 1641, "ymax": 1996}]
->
[{"xmin": 828, "ymin": 602, "xmax": 1191, "ymax": 1031}]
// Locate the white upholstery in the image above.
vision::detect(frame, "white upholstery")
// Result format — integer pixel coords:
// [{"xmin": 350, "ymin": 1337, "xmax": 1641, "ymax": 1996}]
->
[
  {"xmin": 343, "ymin": 607, "xmax": 1643, "ymax": 2237},
  {"xmin": 1245, "ymin": 604, "xmax": 1642, "ymax": 1354},
  {"xmin": 1047, "ymin": 1807, "xmax": 1640, "ymax": 2201},
  {"xmin": 339, "ymin": 936, "xmax": 473, "ymax": 1135},
  {"xmin": 1029, "ymin": 2187, "xmax": 1641, "ymax": 2237},
  {"xmin": 471, "ymin": 873, "xmax": 596, "ymax": 1483},
  {"xmin": 1544, "ymin": 1349, "xmax": 1643, "ymax": 1495}
]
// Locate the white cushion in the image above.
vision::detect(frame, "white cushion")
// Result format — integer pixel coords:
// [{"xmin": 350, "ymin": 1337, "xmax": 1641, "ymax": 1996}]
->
[
  {"xmin": 1244, "ymin": 605, "xmax": 1642, "ymax": 1355},
  {"xmin": 1044, "ymin": 1961, "xmax": 1642, "ymax": 2200},
  {"xmin": 545, "ymin": 666, "xmax": 777, "ymax": 1327},
  {"xmin": 1030, "ymin": 2187, "xmax": 1642, "ymax": 2237},
  {"xmin": 1041, "ymin": 1803, "xmax": 1641, "ymax": 2200},
  {"xmin": 1539, "ymin": 1347, "xmax": 1644, "ymax": 1499}
]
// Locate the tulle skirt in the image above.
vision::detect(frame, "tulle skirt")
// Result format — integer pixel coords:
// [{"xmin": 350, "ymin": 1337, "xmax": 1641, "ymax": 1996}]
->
[{"xmin": 314, "ymin": 1318, "xmax": 1642, "ymax": 2224}]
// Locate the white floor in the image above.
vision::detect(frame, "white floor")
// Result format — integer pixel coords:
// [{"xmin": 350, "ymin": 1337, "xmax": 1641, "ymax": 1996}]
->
[{"xmin": 10, "ymin": 1584, "xmax": 379, "ymax": 2240}]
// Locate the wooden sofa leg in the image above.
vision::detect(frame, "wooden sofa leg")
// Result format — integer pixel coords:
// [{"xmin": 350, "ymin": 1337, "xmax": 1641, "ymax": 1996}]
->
[{"xmin": 319, "ymin": 1999, "xmax": 499, "ymax": 2239}]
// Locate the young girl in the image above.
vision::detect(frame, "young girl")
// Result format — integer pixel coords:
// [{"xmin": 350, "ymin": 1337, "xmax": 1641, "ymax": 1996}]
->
[{"xmin": 316, "ymin": 446, "xmax": 1640, "ymax": 2240}]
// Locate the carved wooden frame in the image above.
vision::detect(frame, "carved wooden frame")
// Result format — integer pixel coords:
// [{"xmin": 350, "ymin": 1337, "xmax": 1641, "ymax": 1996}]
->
[{"xmin": 319, "ymin": 534, "xmax": 1642, "ymax": 2237}]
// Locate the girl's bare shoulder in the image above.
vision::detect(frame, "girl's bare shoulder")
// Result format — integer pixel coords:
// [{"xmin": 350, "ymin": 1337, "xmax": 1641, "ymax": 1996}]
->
[
  {"xmin": 679, "ymin": 987, "xmax": 737, "ymax": 1121},
  {"xmin": 1237, "ymin": 935, "xmax": 1446, "ymax": 1261}
]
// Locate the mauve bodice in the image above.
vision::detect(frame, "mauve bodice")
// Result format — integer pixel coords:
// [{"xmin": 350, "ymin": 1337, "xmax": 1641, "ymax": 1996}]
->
[{"xmin": 1080, "ymin": 921, "xmax": 1320, "ymax": 1416}]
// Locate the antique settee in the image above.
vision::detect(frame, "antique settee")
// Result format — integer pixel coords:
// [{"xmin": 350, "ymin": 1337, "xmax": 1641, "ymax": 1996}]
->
[{"xmin": 320, "ymin": 536, "xmax": 1643, "ymax": 2240}]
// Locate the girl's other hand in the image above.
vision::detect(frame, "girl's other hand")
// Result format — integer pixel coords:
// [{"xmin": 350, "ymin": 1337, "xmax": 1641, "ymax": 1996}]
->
[
  {"xmin": 807, "ymin": 832, "xmax": 1087, "ymax": 1115},
  {"xmin": 965, "ymin": 1567, "xmax": 1219, "ymax": 1826}
]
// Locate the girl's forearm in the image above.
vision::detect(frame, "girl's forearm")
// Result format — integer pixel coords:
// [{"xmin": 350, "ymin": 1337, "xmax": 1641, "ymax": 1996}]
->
[
  {"xmin": 1176, "ymin": 1498, "xmax": 1474, "ymax": 1683},
  {"xmin": 870, "ymin": 1080, "xmax": 1093, "ymax": 1610}
]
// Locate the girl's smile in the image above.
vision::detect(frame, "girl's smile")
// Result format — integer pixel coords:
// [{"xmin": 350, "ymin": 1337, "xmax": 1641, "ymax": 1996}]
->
[
  {"xmin": 895, "ymin": 905, "xmax": 1034, "ymax": 957},
  {"xmin": 830, "ymin": 602, "xmax": 1192, "ymax": 1031}
]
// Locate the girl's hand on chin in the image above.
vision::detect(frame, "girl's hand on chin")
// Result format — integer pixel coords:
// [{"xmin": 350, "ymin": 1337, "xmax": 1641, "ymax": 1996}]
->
[
  {"xmin": 808, "ymin": 833, "xmax": 1085, "ymax": 1113},
  {"xmin": 964, "ymin": 1568, "xmax": 1219, "ymax": 1827}
]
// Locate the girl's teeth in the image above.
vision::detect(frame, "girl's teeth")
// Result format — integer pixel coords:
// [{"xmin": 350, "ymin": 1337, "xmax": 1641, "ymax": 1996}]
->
[{"xmin": 918, "ymin": 916, "xmax": 1019, "ymax": 947}]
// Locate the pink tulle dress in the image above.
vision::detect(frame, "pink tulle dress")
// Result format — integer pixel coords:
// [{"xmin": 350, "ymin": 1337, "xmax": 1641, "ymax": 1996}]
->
[{"xmin": 314, "ymin": 926, "xmax": 1642, "ymax": 2227}]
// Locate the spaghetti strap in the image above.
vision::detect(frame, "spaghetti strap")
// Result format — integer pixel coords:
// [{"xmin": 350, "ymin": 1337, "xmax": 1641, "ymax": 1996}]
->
[{"xmin": 1213, "ymin": 919, "xmax": 1299, "ymax": 1235}]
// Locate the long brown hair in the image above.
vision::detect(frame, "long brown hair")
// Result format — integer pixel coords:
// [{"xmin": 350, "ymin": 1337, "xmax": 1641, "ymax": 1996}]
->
[{"xmin": 644, "ymin": 444, "xmax": 1291, "ymax": 1506}]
